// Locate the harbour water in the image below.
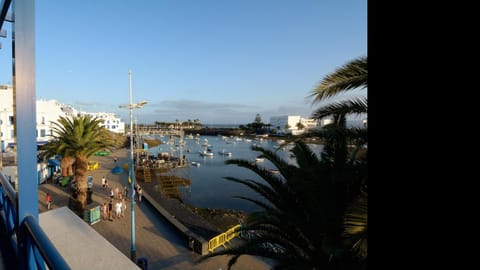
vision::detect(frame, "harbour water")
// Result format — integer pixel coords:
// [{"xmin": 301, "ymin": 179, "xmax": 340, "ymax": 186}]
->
[{"xmin": 145, "ymin": 135, "xmax": 323, "ymax": 213}]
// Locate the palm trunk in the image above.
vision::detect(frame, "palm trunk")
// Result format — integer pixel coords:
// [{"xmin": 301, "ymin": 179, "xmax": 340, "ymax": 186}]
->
[
  {"xmin": 67, "ymin": 157, "xmax": 75, "ymax": 176},
  {"xmin": 60, "ymin": 157, "xmax": 69, "ymax": 177},
  {"xmin": 74, "ymin": 155, "xmax": 89, "ymax": 211},
  {"xmin": 60, "ymin": 156, "xmax": 75, "ymax": 177}
]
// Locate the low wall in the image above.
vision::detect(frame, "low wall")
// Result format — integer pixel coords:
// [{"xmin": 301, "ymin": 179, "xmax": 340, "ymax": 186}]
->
[{"xmin": 141, "ymin": 191, "xmax": 210, "ymax": 255}]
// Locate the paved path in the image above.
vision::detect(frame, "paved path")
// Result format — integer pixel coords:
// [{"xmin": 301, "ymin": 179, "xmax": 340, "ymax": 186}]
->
[{"xmin": 38, "ymin": 148, "xmax": 271, "ymax": 270}]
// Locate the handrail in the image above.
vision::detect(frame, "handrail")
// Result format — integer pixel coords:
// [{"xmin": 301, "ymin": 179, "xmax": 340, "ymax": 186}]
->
[
  {"xmin": 208, "ymin": 224, "xmax": 241, "ymax": 253},
  {"xmin": 1, "ymin": 171, "xmax": 70, "ymax": 269},
  {"xmin": 0, "ymin": 171, "xmax": 18, "ymax": 209},
  {"xmin": 21, "ymin": 215, "xmax": 71, "ymax": 270},
  {"xmin": 0, "ymin": 0, "xmax": 13, "ymax": 30}
]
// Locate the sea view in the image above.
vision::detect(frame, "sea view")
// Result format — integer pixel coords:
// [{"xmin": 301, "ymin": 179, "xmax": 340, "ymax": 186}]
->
[{"xmin": 146, "ymin": 135, "xmax": 324, "ymax": 213}]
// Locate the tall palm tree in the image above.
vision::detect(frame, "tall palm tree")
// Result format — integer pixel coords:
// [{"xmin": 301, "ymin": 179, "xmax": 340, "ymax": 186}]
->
[
  {"xmin": 41, "ymin": 115, "xmax": 115, "ymax": 212},
  {"xmin": 199, "ymin": 142, "xmax": 356, "ymax": 270},
  {"xmin": 308, "ymin": 56, "xmax": 368, "ymax": 264},
  {"xmin": 199, "ymin": 57, "xmax": 368, "ymax": 269}
]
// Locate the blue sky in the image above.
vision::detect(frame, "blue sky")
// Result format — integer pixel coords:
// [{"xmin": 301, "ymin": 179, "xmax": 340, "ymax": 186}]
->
[{"xmin": 0, "ymin": 0, "xmax": 367, "ymax": 125}]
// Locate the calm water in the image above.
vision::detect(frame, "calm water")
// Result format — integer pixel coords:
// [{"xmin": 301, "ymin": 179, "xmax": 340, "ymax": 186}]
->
[{"xmin": 146, "ymin": 135, "xmax": 323, "ymax": 213}]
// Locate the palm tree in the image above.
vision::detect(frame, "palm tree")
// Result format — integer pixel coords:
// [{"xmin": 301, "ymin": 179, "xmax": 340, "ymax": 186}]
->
[
  {"xmin": 199, "ymin": 142, "xmax": 356, "ymax": 270},
  {"xmin": 296, "ymin": 122, "xmax": 305, "ymax": 130},
  {"xmin": 308, "ymin": 56, "xmax": 368, "ymax": 264},
  {"xmin": 199, "ymin": 57, "xmax": 368, "ymax": 269},
  {"xmin": 41, "ymin": 115, "xmax": 115, "ymax": 212},
  {"xmin": 308, "ymin": 56, "xmax": 367, "ymax": 164}
]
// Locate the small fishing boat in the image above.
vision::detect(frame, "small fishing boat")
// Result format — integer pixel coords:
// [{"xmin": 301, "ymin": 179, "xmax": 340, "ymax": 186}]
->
[{"xmin": 191, "ymin": 161, "xmax": 200, "ymax": 167}]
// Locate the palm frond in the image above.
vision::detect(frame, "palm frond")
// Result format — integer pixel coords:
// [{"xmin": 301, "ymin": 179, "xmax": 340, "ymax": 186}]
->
[
  {"xmin": 290, "ymin": 140, "xmax": 321, "ymax": 170},
  {"xmin": 310, "ymin": 56, "xmax": 367, "ymax": 103},
  {"xmin": 311, "ymin": 97, "xmax": 367, "ymax": 120},
  {"xmin": 343, "ymin": 189, "xmax": 368, "ymax": 260}
]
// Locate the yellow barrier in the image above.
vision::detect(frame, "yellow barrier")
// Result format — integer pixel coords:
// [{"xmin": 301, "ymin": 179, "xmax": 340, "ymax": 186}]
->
[{"xmin": 208, "ymin": 224, "xmax": 241, "ymax": 253}]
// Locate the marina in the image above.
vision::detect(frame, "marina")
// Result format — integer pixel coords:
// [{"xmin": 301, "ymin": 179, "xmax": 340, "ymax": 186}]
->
[{"xmin": 135, "ymin": 134, "xmax": 324, "ymax": 213}]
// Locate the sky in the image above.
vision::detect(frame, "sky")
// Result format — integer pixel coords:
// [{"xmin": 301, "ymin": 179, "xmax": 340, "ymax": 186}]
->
[{"xmin": 0, "ymin": 0, "xmax": 367, "ymax": 125}]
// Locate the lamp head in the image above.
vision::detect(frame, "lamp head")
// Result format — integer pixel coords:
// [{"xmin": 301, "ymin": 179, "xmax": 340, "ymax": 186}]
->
[{"xmin": 137, "ymin": 100, "xmax": 148, "ymax": 107}]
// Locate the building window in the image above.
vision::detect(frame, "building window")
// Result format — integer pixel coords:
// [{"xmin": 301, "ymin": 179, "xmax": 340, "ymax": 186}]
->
[
  {"xmin": 9, "ymin": 116, "xmax": 14, "ymax": 125},
  {"xmin": 40, "ymin": 129, "xmax": 46, "ymax": 137},
  {"xmin": 41, "ymin": 116, "xmax": 45, "ymax": 124}
]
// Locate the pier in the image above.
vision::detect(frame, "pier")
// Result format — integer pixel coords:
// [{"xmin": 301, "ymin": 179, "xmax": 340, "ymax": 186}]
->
[{"xmin": 135, "ymin": 127, "xmax": 185, "ymax": 137}]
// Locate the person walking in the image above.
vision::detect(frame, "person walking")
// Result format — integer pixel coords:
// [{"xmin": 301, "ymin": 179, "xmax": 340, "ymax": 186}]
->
[
  {"xmin": 45, "ymin": 193, "xmax": 52, "ymax": 210},
  {"xmin": 121, "ymin": 198, "xmax": 126, "ymax": 217},
  {"xmin": 102, "ymin": 202, "xmax": 108, "ymax": 220},
  {"xmin": 108, "ymin": 199, "xmax": 113, "ymax": 221},
  {"xmin": 114, "ymin": 200, "xmax": 122, "ymax": 219},
  {"xmin": 101, "ymin": 176, "xmax": 106, "ymax": 189},
  {"xmin": 137, "ymin": 187, "xmax": 143, "ymax": 203},
  {"xmin": 114, "ymin": 186, "xmax": 120, "ymax": 199},
  {"xmin": 134, "ymin": 183, "xmax": 139, "ymax": 201},
  {"xmin": 123, "ymin": 186, "xmax": 129, "ymax": 200}
]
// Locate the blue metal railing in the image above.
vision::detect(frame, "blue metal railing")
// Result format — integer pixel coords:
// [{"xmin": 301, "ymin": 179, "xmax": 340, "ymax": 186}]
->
[
  {"xmin": 0, "ymin": 171, "xmax": 18, "ymax": 254},
  {"xmin": 0, "ymin": 171, "xmax": 70, "ymax": 269}
]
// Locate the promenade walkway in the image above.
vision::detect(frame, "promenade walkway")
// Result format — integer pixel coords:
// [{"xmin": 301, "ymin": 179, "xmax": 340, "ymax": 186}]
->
[{"xmin": 38, "ymin": 148, "xmax": 271, "ymax": 270}]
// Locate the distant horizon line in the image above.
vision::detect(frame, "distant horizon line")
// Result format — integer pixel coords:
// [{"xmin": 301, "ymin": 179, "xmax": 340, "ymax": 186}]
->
[{"xmin": 134, "ymin": 119, "xmax": 365, "ymax": 127}]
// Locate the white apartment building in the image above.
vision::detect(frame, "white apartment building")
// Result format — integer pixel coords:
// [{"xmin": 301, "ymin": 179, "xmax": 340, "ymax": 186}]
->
[
  {"xmin": 82, "ymin": 112, "xmax": 125, "ymax": 134},
  {"xmin": 269, "ymin": 115, "xmax": 319, "ymax": 135},
  {"xmin": 36, "ymin": 99, "xmax": 79, "ymax": 145},
  {"xmin": 1, "ymin": 85, "xmax": 125, "ymax": 151}
]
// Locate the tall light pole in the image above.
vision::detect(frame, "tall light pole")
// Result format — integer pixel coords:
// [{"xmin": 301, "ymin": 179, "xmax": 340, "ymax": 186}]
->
[{"xmin": 119, "ymin": 69, "xmax": 147, "ymax": 262}]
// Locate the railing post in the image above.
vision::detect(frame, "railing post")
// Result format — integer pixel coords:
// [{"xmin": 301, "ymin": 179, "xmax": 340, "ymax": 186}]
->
[{"xmin": 12, "ymin": 0, "xmax": 38, "ymax": 267}]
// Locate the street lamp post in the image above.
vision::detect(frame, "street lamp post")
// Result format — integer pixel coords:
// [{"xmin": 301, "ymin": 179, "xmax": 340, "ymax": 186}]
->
[{"xmin": 119, "ymin": 69, "xmax": 147, "ymax": 262}]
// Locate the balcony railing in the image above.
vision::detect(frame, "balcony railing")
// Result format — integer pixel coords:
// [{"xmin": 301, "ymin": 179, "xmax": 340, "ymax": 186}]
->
[{"xmin": 1, "ymin": 171, "xmax": 70, "ymax": 269}]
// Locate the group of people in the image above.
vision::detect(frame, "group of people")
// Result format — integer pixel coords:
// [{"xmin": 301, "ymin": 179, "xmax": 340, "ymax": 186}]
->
[
  {"xmin": 45, "ymin": 154, "xmax": 144, "ymax": 220},
  {"xmin": 102, "ymin": 198, "xmax": 126, "ymax": 221}
]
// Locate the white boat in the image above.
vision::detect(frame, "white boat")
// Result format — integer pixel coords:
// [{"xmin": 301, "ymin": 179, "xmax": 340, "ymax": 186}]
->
[
  {"xmin": 218, "ymin": 149, "xmax": 232, "ymax": 156},
  {"xmin": 255, "ymin": 157, "xmax": 265, "ymax": 162},
  {"xmin": 191, "ymin": 161, "xmax": 200, "ymax": 167},
  {"xmin": 202, "ymin": 139, "xmax": 209, "ymax": 147},
  {"xmin": 199, "ymin": 150, "xmax": 214, "ymax": 157}
]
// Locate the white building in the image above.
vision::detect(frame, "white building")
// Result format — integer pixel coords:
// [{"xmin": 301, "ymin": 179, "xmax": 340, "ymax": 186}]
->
[
  {"xmin": 269, "ymin": 115, "xmax": 318, "ymax": 135},
  {"xmin": 81, "ymin": 112, "xmax": 125, "ymax": 134},
  {"xmin": 1, "ymin": 85, "xmax": 125, "ymax": 151},
  {"xmin": 320, "ymin": 118, "xmax": 334, "ymax": 127},
  {"xmin": 36, "ymin": 99, "xmax": 79, "ymax": 145},
  {"xmin": 0, "ymin": 84, "xmax": 14, "ymax": 150}
]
